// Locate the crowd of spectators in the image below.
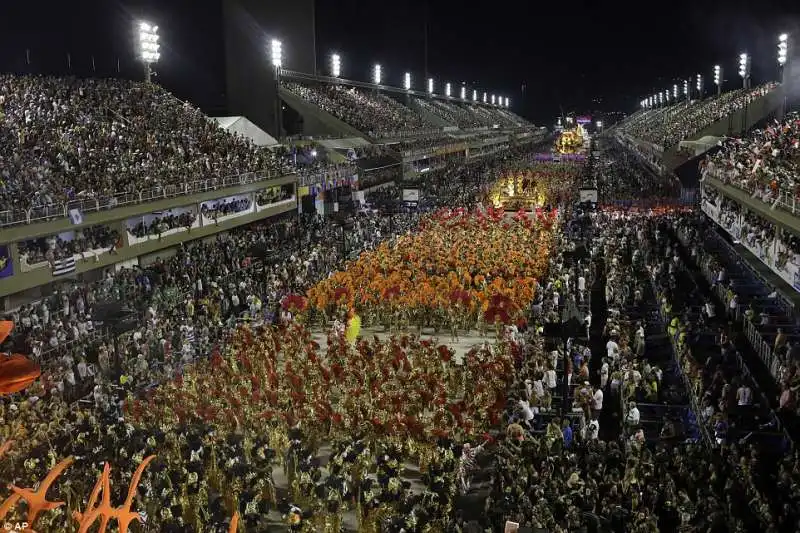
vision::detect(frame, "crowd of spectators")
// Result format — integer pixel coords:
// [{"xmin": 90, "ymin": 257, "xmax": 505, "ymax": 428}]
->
[
  {"xmin": 618, "ymin": 83, "xmax": 778, "ymax": 148},
  {"xmin": 702, "ymin": 111, "xmax": 800, "ymax": 212},
  {"xmin": 0, "ymin": 74, "xmax": 291, "ymax": 220},
  {"xmin": 414, "ymin": 98, "xmax": 485, "ymax": 129},
  {"xmin": 128, "ymin": 211, "xmax": 196, "ymax": 239},
  {"xmin": 256, "ymin": 184, "xmax": 294, "ymax": 206},
  {"xmin": 19, "ymin": 225, "xmax": 120, "ymax": 264},
  {"xmin": 200, "ymin": 197, "xmax": 252, "ymax": 220},
  {"xmin": 281, "ymin": 81, "xmax": 437, "ymax": 138}
]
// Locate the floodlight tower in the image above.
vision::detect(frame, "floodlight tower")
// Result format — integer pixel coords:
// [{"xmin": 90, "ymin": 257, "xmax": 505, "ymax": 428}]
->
[
  {"xmin": 270, "ymin": 39, "xmax": 283, "ymax": 140},
  {"xmin": 673, "ymin": 84, "xmax": 678, "ymax": 100},
  {"xmin": 428, "ymin": 78, "xmax": 434, "ymax": 94},
  {"xmin": 713, "ymin": 65, "xmax": 722, "ymax": 96},
  {"xmin": 138, "ymin": 22, "xmax": 160, "ymax": 83},
  {"xmin": 778, "ymin": 33, "xmax": 791, "ymax": 118},
  {"xmin": 491, "ymin": 94, "xmax": 496, "ymax": 105},
  {"xmin": 683, "ymin": 79, "xmax": 689, "ymax": 100},
  {"xmin": 505, "ymin": 97, "xmax": 510, "ymax": 108},
  {"xmin": 373, "ymin": 64, "xmax": 382, "ymax": 85},
  {"xmin": 472, "ymin": 89, "xmax": 478, "ymax": 102},
  {"xmin": 445, "ymin": 82, "xmax": 452, "ymax": 97},
  {"xmin": 482, "ymin": 92, "xmax": 487, "ymax": 103},
  {"xmin": 738, "ymin": 52, "xmax": 751, "ymax": 89},
  {"xmin": 696, "ymin": 74, "xmax": 704, "ymax": 99},
  {"xmin": 331, "ymin": 53, "xmax": 341, "ymax": 77},
  {"xmin": 404, "ymin": 72, "xmax": 412, "ymax": 91},
  {"xmin": 460, "ymin": 84, "xmax": 466, "ymax": 100}
]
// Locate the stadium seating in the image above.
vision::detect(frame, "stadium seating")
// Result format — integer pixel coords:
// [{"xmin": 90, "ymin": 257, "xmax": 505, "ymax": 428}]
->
[
  {"xmin": 281, "ymin": 81, "xmax": 438, "ymax": 138},
  {"xmin": 0, "ymin": 74, "xmax": 292, "ymax": 225},
  {"xmin": 617, "ymin": 83, "xmax": 778, "ymax": 148},
  {"xmin": 702, "ymin": 111, "xmax": 800, "ymax": 213}
]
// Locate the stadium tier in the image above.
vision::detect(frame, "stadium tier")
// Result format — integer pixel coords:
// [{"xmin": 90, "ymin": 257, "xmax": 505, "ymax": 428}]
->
[
  {"xmin": 280, "ymin": 78, "xmax": 533, "ymax": 139},
  {"xmin": 617, "ymin": 83, "xmax": 778, "ymax": 149},
  {"xmin": 0, "ymin": 74, "xmax": 293, "ymax": 225}
]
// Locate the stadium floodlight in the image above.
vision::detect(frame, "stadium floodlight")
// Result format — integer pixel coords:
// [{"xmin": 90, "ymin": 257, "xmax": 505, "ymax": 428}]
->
[
  {"xmin": 683, "ymin": 79, "xmax": 689, "ymax": 97},
  {"xmin": 491, "ymin": 94, "xmax": 496, "ymax": 105},
  {"xmin": 373, "ymin": 64, "xmax": 382, "ymax": 85},
  {"xmin": 472, "ymin": 89, "xmax": 478, "ymax": 101},
  {"xmin": 428, "ymin": 78, "xmax": 434, "ymax": 94},
  {"xmin": 138, "ymin": 22, "xmax": 160, "ymax": 82},
  {"xmin": 778, "ymin": 33, "xmax": 788, "ymax": 66},
  {"xmin": 445, "ymin": 82, "xmax": 452, "ymax": 97},
  {"xmin": 738, "ymin": 52, "xmax": 750, "ymax": 88},
  {"xmin": 673, "ymin": 84, "xmax": 678, "ymax": 99},
  {"xmin": 658, "ymin": 92, "xmax": 663, "ymax": 105},
  {"xmin": 460, "ymin": 85, "xmax": 466, "ymax": 99},
  {"xmin": 713, "ymin": 65, "xmax": 721, "ymax": 84},
  {"xmin": 596, "ymin": 121, "xmax": 603, "ymax": 129},
  {"xmin": 696, "ymin": 74, "xmax": 703, "ymax": 97},
  {"xmin": 482, "ymin": 92, "xmax": 487, "ymax": 103},
  {"xmin": 270, "ymin": 39, "xmax": 282, "ymax": 68},
  {"xmin": 331, "ymin": 53, "xmax": 341, "ymax": 77},
  {"xmin": 505, "ymin": 97, "xmax": 510, "ymax": 108},
  {"xmin": 404, "ymin": 72, "xmax": 411, "ymax": 90}
]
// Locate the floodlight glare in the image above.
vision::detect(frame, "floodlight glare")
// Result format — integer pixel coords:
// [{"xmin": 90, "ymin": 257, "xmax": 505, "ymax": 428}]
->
[
  {"xmin": 373, "ymin": 64, "xmax": 382, "ymax": 85},
  {"xmin": 491, "ymin": 94, "xmax": 496, "ymax": 105},
  {"xmin": 472, "ymin": 89, "xmax": 478, "ymax": 102},
  {"xmin": 683, "ymin": 80, "xmax": 688, "ymax": 95},
  {"xmin": 404, "ymin": 72, "xmax": 411, "ymax": 90},
  {"xmin": 331, "ymin": 53, "xmax": 341, "ymax": 77},
  {"xmin": 445, "ymin": 82, "xmax": 452, "ymax": 97},
  {"xmin": 596, "ymin": 121, "xmax": 603, "ymax": 128},
  {"xmin": 460, "ymin": 85, "xmax": 466, "ymax": 99},
  {"xmin": 673, "ymin": 84, "xmax": 678, "ymax": 98},
  {"xmin": 778, "ymin": 34, "xmax": 789, "ymax": 66},
  {"xmin": 138, "ymin": 22, "xmax": 161, "ymax": 64},
  {"xmin": 270, "ymin": 39, "xmax": 282, "ymax": 68},
  {"xmin": 505, "ymin": 97, "xmax": 509, "ymax": 108},
  {"xmin": 428, "ymin": 78, "xmax": 434, "ymax": 94},
  {"xmin": 738, "ymin": 52, "xmax": 749, "ymax": 78},
  {"xmin": 482, "ymin": 92, "xmax": 487, "ymax": 103}
]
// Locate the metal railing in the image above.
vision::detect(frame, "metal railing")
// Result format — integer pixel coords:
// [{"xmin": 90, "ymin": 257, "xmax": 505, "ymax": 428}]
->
[
  {"xmin": 297, "ymin": 165, "xmax": 359, "ymax": 187},
  {"xmin": 704, "ymin": 168, "xmax": 800, "ymax": 218},
  {"xmin": 0, "ymin": 169, "xmax": 290, "ymax": 228}
]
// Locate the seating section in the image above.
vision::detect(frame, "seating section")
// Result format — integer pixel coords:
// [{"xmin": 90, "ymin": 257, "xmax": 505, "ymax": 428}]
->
[
  {"xmin": 0, "ymin": 74, "xmax": 291, "ymax": 218},
  {"xmin": 414, "ymin": 98, "xmax": 484, "ymax": 129},
  {"xmin": 281, "ymin": 81, "xmax": 437, "ymax": 138},
  {"xmin": 702, "ymin": 110, "xmax": 800, "ymax": 214},
  {"xmin": 617, "ymin": 83, "xmax": 778, "ymax": 147}
]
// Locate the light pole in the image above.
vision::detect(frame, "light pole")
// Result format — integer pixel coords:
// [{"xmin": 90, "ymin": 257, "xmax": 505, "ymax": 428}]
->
[
  {"xmin": 696, "ymin": 74, "xmax": 704, "ymax": 99},
  {"xmin": 404, "ymin": 72, "xmax": 412, "ymax": 91},
  {"xmin": 472, "ymin": 89, "xmax": 478, "ymax": 102},
  {"xmin": 373, "ymin": 64, "xmax": 382, "ymax": 86},
  {"xmin": 778, "ymin": 33, "xmax": 790, "ymax": 118},
  {"xmin": 505, "ymin": 97, "xmax": 510, "ymax": 108},
  {"xmin": 445, "ymin": 82, "xmax": 452, "ymax": 97},
  {"xmin": 460, "ymin": 84, "xmax": 466, "ymax": 100},
  {"xmin": 683, "ymin": 79, "xmax": 689, "ymax": 100},
  {"xmin": 738, "ymin": 52, "xmax": 751, "ymax": 90},
  {"xmin": 713, "ymin": 65, "xmax": 722, "ymax": 96},
  {"xmin": 673, "ymin": 84, "xmax": 678, "ymax": 100},
  {"xmin": 331, "ymin": 53, "xmax": 341, "ymax": 77},
  {"xmin": 428, "ymin": 78, "xmax": 434, "ymax": 95},
  {"xmin": 138, "ymin": 22, "xmax": 160, "ymax": 83},
  {"xmin": 482, "ymin": 92, "xmax": 487, "ymax": 103},
  {"xmin": 271, "ymin": 39, "xmax": 283, "ymax": 140}
]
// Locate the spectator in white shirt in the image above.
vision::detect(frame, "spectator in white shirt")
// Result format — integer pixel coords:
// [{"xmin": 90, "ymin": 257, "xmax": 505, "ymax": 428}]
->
[
  {"xmin": 736, "ymin": 383, "xmax": 752, "ymax": 406},
  {"xmin": 626, "ymin": 402, "xmax": 640, "ymax": 428},
  {"xmin": 606, "ymin": 337, "xmax": 620, "ymax": 360},
  {"xmin": 592, "ymin": 387, "xmax": 604, "ymax": 417},
  {"xmin": 544, "ymin": 366, "xmax": 557, "ymax": 391}
]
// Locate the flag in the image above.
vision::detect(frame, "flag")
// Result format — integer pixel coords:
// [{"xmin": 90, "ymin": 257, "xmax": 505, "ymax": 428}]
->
[{"xmin": 52, "ymin": 256, "xmax": 77, "ymax": 276}]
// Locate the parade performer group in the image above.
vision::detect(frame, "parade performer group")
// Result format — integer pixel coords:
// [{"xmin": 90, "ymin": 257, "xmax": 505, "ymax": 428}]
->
[{"xmin": 0, "ymin": 163, "xmax": 577, "ymax": 532}]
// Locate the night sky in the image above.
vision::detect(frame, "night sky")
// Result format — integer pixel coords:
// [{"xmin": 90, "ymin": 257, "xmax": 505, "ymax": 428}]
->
[{"xmin": 1, "ymin": 0, "xmax": 798, "ymax": 125}]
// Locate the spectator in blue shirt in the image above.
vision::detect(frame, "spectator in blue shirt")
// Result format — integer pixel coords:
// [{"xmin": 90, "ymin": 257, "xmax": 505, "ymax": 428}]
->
[{"xmin": 562, "ymin": 419, "xmax": 573, "ymax": 449}]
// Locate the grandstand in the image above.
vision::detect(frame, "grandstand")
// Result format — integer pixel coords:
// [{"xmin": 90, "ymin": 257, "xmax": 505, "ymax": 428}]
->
[{"xmin": 612, "ymin": 82, "xmax": 783, "ymax": 175}]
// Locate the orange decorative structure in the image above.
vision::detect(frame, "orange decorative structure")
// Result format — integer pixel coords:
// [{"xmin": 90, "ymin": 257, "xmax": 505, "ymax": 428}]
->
[
  {"xmin": 73, "ymin": 455, "xmax": 156, "ymax": 533},
  {"xmin": 229, "ymin": 511, "xmax": 240, "ymax": 533},
  {"xmin": 0, "ymin": 321, "xmax": 41, "ymax": 394},
  {"xmin": 6, "ymin": 456, "xmax": 74, "ymax": 527}
]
